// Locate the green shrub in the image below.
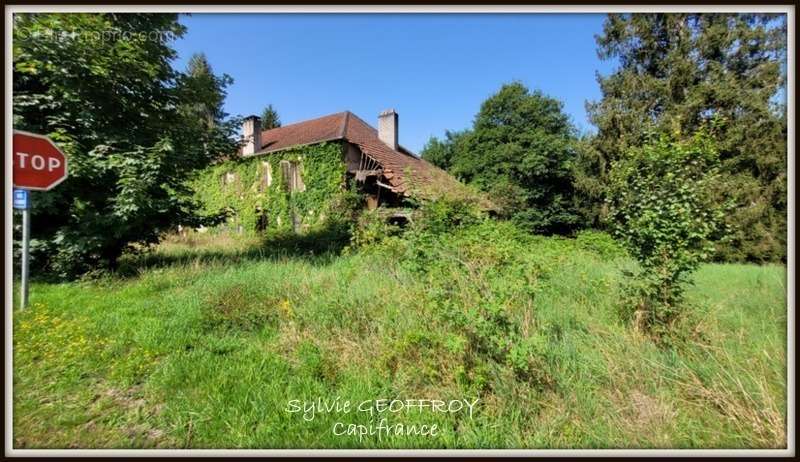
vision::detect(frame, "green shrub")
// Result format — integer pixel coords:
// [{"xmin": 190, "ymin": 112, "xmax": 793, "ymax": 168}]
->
[
  {"xmin": 574, "ymin": 230, "xmax": 627, "ymax": 260},
  {"xmin": 371, "ymin": 218, "xmax": 559, "ymax": 393},
  {"xmin": 350, "ymin": 195, "xmax": 486, "ymax": 255},
  {"xmin": 411, "ymin": 196, "xmax": 485, "ymax": 235},
  {"xmin": 507, "ymin": 332, "xmax": 554, "ymax": 390},
  {"xmin": 607, "ymin": 130, "xmax": 730, "ymax": 333},
  {"xmin": 349, "ymin": 209, "xmax": 403, "ymax": 249}
]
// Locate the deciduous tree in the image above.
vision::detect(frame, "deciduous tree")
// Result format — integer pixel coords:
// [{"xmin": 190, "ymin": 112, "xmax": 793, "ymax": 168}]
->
[
  {"xmin": 422, "ymin": 82, "xmax": 581, "ymax": 235},
  {"xmin": 13, "ymin": 13, "xmax": 238, "ymax": 277}
]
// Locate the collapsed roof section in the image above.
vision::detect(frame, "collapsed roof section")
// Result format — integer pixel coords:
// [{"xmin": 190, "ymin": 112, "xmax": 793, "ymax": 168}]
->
[{"xmin": 240, "ymin": 110, "xmax": 488, "ymax": 206}]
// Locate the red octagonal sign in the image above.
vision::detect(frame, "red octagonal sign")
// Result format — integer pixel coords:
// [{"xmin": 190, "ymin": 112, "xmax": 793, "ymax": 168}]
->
[{"xmin": 13, "ymin": 130, "xmax": 68, "ymax": 191}]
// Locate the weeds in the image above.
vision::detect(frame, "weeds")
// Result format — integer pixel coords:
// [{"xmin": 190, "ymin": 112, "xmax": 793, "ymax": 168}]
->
[{"xmin": 12, "ymin": 210, "xmax": 787, "ymax": 449}]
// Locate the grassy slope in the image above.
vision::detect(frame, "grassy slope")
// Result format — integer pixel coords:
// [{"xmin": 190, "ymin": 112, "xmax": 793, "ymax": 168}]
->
[{"xmin": 12, "ymin": 231, "xmax": 787, "ymax": 449}]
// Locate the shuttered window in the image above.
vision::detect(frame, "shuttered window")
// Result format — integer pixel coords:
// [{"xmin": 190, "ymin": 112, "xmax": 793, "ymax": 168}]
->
[
  {"xmin": 280, "ymin": 160, "xmax": 305, "ymax": 192},
  {"xmin": 260, "ymin": 161, "xmax": 272, "ymax": 191},
  {"xmin": 292, "ymin": 161, "xmax": 306, "ymax": 192},
  {"xmin": 280, "ymin": 160, "xmax": 291, "ymax": 192},
  {"xmin": 221, "ymin": 171, "xmax": 237, "ymax": 188}
]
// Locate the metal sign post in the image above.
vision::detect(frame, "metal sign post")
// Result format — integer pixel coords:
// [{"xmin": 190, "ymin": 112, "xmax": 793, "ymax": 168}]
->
[
  {"xmin": 13, "ymin": 189, "xmax": 31, "ymax": 309},
  {"xmin": 21, "ymin": 199, "xmax": 31, "ymax": 310},
  {"xmin": 13, "ymin": 130, "xmax": 68, "ymax": 311}
]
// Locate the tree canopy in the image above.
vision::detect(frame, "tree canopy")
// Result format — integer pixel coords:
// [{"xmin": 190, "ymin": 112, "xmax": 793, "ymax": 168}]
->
[
  {"xmin": 13, "ymin": 13, "xmax": 238, "ymax": 277},
  {"xmin": 585, "ymin": 13, "xmax": 787, "ymax": 262},
  {"xmin": 422, "ymin": 82, "xmax": 581, "ymax": 235},
  {"xmin": 260, "ymin": 104, "xmax": 281, "ymax": 130}
]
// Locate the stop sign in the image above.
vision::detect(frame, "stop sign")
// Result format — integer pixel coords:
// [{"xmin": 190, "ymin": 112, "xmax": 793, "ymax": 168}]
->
[{"xmin": 13, "ymin": 130, "xmax": 68, "ymax": 191}]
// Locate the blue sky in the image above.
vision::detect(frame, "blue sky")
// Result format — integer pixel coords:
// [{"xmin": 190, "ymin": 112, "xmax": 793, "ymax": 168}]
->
[{"xmin": 172, "ymin": 14, "xmax": 617, "ymax": 153}]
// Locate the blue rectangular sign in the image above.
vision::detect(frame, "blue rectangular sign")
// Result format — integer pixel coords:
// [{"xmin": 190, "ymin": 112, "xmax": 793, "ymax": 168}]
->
[{"xmin": 13, "ymin": 189, "xmax": 29, "ymax": 210}]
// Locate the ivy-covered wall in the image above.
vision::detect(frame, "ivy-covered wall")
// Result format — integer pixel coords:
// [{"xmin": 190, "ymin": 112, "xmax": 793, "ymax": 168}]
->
[{"xmin": 192, "ymin": 141, "xmax": 357, "ymax": 236}]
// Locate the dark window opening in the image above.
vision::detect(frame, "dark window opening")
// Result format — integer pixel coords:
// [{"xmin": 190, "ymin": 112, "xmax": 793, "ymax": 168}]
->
[
  {"xmin": 347, "ymin": 172, "xmax": 403, "ymax": 209},
  {"xmin": 255, "ymin": 209, "xmax": 269, "ymax": 232},
  {"xmin": 388, "ymin": 215, "xmax": 410, "ymax": 227}
]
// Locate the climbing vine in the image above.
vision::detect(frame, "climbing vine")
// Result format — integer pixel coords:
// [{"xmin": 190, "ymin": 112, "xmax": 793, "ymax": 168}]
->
[{"xmin": 192, "ymin": 141, "xmax": 358, "ymax": 236}]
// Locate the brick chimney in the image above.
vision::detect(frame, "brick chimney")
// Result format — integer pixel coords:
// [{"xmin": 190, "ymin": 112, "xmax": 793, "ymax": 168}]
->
[
  {"xmin": 242, "ymin": 115, "xmax": 262, "ymax": 155},
  {"xmin": 378, "ymin": 109, "xmax": 398, "ymax": 151}
]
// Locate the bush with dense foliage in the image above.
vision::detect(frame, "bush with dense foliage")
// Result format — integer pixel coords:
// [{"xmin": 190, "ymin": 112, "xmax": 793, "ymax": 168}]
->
[
  {"xmin": 360, "ymin": 202, "xmax": 578, "ymax": 392},
  {"xmin": 574, "ymin": 230, "xmax": 627, "ymax": 260},
  {"xmin": 607, "ymin": 130, "xmax": 730, "ymax": 332}
]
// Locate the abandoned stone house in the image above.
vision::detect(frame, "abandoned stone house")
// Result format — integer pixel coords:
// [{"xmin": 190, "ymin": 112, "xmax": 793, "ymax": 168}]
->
[{"xmin": 193, "ymin": 109, "xmax": 478, "ymax": 235}]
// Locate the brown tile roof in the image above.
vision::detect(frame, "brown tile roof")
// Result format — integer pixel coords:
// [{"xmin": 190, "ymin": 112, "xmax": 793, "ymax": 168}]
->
[
  {"xmin": 258, "ymin": 112, "xmax": 347, "ymax": 153},
  {"xmin": 248, "ymin": 111, "xmax": 484, "ymax": 203}
]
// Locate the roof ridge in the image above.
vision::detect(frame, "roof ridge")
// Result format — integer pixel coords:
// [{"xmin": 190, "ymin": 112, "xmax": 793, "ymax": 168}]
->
[
  {"xmin": 261, "ymin": 110, "xmax": 349, "ymax": 135},
  {"xmin": 245, "ymin": 108, "xmax": 472, "ymax": 199},
  {"xmin": 344, "ymin": 111, "xmax": 379, "ymax": 134},
  {"xmin": 340, "ymin": 111, "xmax": 350, "ymax": 139}
]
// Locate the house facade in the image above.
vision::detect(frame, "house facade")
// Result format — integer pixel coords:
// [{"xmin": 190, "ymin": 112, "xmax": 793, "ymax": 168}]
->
[{"xmin": 193, "ymin": 110, "xmax": 478, "ymax": 235}]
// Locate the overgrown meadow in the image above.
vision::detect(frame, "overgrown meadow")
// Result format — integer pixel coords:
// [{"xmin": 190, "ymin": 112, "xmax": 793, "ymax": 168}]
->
[{"xmin": 12, "ymin": 220, "xmax": 786, "ymax": 449}]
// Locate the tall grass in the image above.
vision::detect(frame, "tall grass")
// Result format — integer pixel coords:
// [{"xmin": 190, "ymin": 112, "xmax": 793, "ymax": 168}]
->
[{"xmin": 12, "ymin": 225, "xmax": 787, "ymax": 449}]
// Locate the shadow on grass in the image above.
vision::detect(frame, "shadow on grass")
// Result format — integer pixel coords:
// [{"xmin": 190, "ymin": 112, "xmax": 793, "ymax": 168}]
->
[{"xmin": 115, "ymin": 223, "xmax": 353, "ymax": 278}]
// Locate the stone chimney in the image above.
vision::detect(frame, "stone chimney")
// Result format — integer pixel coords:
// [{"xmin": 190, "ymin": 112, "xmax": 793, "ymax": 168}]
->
[
  {"xmin": 242, "ymin": 115, "xmax": 262, "ymax": 155},
  {"xmin": 378, "ymin": 109, "xmax": 398, "ymax": 151}
]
